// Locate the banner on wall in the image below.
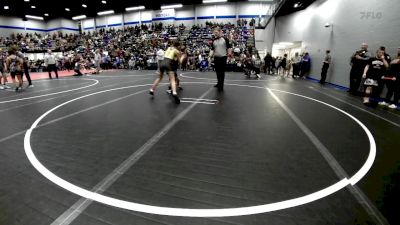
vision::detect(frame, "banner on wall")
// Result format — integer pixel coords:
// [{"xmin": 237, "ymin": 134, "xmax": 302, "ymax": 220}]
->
[{"xmin": 153, "ymin": 9, "xmax": 175, "ymax": 19}]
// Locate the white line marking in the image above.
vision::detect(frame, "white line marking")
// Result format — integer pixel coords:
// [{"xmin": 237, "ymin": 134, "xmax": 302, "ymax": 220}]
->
[
  {"xmin": 0, "ymin": 78, "xmax": 152, "ymax": 113},
  {"xmin": 22, "ymin": 82, "xmax": 376, "ymax": 218},
  {"xmin": 180, "ymin": 100, "xmax": 216, "ymax": 105},
  {"xmin": 181, "ymin": 98, "xmax": 218, "ymax": 102},
  {"xmin": 50, "ymin": 88, "xmax": 213, "ymax": 224},
  {"xmin": 180, "ymin": 74, "xmax": 281, "ymax": 82},
  {"xmin": 0, "ymin": 80, "xmax": 83, "ymax": 100},
  {"xmin": 0, "ymin": 80, "xmax": 160, "ymax": 145},
  {"xmin": 309, "ymin": 87, "xmax": 400, "ymax": 127},
  {"xmin": 0, "ymin": 78, "xmax": 99, "ymax": 104},
  {"xmin": 310, "ymin": 86, "xmax": 400, "ymax": 123},
  {"xmin": 0, "ymin": 82, "xmax": 91, "ymax": 101},
  {"xmin": 267, "ymin": 88, "xmax": 388, "ymax": 225},
  {"xmin": 93, "ymin": 73, "xmax": 157, "ymax": 78}
]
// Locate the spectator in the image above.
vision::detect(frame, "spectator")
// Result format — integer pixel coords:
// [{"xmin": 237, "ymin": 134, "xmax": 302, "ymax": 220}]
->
[
  {"xmin": 292, "ymin": 52, "xmax": 302, "ymax": 78},
  {"xmin": 319, "ymin": 50, "xmax": 332, "ymax": 84},
  {"xmin": 300, "ymin": 52, "xmax": 311, "ymax": 79},
  {"xmin": 128, "ymin": 57, "xmax": 135, "ymax": 70},
  {"xmin": 379, "ymin": 48, "xmax": 400, "ymax": 109},
  {"xmin": 44, "ymin": 50, "xmax": 59, "ymax": 79},
  {"xmin": 264, "ymin": 52, "xmax": 272, "ymax": 75},
  {"xmin": 349, "ymin": 43, "xmax": 371, "ymax": 95},
  {"xmin": 362, "ymin": 49, "xmax": 389, "ymax": 104}
]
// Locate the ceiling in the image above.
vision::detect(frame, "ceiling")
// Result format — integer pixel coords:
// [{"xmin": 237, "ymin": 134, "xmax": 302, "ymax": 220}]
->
[
  {"xmin": 0, "ymin": 0, "xmax": 315, "ymax": 21},
  {"xmin": 275, "ymin": 0, "xmax": 316, "ymax": 17},
  {"xmin": 0, "ymin": 0, "xmax": 202, "ymax": 20}
]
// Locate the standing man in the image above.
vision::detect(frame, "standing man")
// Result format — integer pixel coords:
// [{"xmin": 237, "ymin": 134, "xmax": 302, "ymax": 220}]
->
[
  {"xmin": 156, "ymin": 47, "xmax": 165, "ymax": 73},
  {"xmin": 379, "ymin": 48, "xmax": 399, "ymax": 108},
  {"xmin": 94, "ymin": 49, "xmax": 102, "ymax": 74},
  {"xmin": 45, "ymin": 50, "xmax": 59, "ymax": 79},
  {"xmin": 0, "ymin": 50, "xmax": 11, "ymax": 89},
  {"xmin": 264, "ymin": 52, "xmax": 272, "ymax": 75},
  {"xmin": 349, "ymin": 43, "xmax": 371, "ymax": 95},
  {"xmin": 362, "ymin": 49, "xmax": 389, "ymax": 104},
  {"xmin": 292, "ymin": 52, "xmax": 302, "ymax": 78},
  {"xmin": 210, "ymin": 27, "xmax": 232, "ymax": 92},
  {"xmin": 319, "ymin": 50, "xmax": 332, "ymax": 84},
  {"xmin": 300, "ymin": 53, "xmax": 311, "ymax": 79},
  {"xmin": 376, "ymin": 46, "xmax": 391, "ymax": 97}
]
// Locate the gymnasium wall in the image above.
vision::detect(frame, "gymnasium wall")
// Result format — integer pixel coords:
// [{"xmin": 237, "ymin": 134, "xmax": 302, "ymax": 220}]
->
[
  {"xmin": 0, "ymin": 16, "xmax": 79, "ymax": 36},
  {"xmin": 81, "ymin": 1, "xmax": 272, "ymax": 30},
  {"xmin": 1, "ymin": 2, "xmax": 271, "ymax": 36},
  {"xmin": 255, "ymin": 17, "xmax": 275, "ymax": 56},
  {"xmin": 262, "ymin": 0, "xmax": 400, "ymax": 87},
  {"xmin": 47, "ymin": 18, "xmax": 80, "ymax": 34},
  {"xmin": 0, "ymin": 16, "xmax": 47, "ymax": 36},
  {"xmin": 175, "ymin": 6, "xmax": 195, "ymax": 27}
]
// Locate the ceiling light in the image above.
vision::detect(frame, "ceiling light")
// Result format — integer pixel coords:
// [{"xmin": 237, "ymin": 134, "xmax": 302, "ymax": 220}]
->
[
  {"xmin": 97, "ymin": 10, "xmax": 114, "ymax": 16},
  {"xmin": 44, "ymin": 13, "xmax": 49, "ymax": 16},
  {"xmin": 102, "ymin": 0, "xmax": 106, "ymax": 4},
  {"xmin": 72, "ymin": 15, "xmax": 87, "ymax": 20},
  {"xmin": 82, "ymin": 4, "xmax": 87, "ymax": 8},
  {"xmin": 31, "ymin": 5, "xmax": 36, "ymax": 8},
  {"xmin": 248, "ymin": 0, "xmax": 274, "ymax": 2},
  {"xmin": 203, "ymin": 0, "xmax": 227, "ymax": 3},
  {"xmin": 4, "ymin": 6, "xmax": 9, "ymax": 10},
  {"xmin": 126, "ymin": 6, "xmax": 145, "ymax": 11},
  {"xmin": 65, "ymin": 8, "xmax": 70, "ymax": 11},
  {"xmin": 294, "ymin": 2, "xmax": 302, "ymax": 8},
  {"xmin": 279, "ymin": 42, "xmax": 294, "ymax": 45},
  {"xmin": 161, "ymin": 4, "xmax": 183, "ymax": 9},
  {"xmin": 24, "ymin": 0, "xmax": 30, "ymax": 2},
  {"xmin": 26, "ymin": 15, "xmax": 44, "ymax": 20}
]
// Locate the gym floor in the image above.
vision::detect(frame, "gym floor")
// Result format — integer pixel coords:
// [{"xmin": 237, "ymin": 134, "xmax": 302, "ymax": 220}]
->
[{"xmin": 0, "ymin": 70, "xmax": 399, "ymax": 225}]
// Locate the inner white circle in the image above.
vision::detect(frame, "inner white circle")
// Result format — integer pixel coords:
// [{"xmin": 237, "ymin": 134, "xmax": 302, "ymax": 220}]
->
[
  {"xmin": 180, "ymin": 73, "xmax": 282, "ymax": 82},
  {"xmin": 24, "ymin": 82, "xmax": 376, "ymax": 217},
  {"xmin": 0, "ymin": 78, "xmax": 99, "ymax": 104}
]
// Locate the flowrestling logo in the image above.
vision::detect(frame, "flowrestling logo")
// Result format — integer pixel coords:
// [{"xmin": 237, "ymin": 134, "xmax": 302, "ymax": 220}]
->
[{"xmin": 360, "ymin": 11, "xmax": 382, "ymax": 19}]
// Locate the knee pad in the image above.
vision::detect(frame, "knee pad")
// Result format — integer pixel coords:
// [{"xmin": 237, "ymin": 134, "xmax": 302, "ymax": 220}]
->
[{"xmin": 365, "ymin": 87, "xmax": 372, "ymax": 96}]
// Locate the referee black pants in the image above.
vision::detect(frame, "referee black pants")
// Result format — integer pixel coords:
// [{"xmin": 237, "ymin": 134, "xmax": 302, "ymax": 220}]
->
[
  {"xmin": 385, "ymin": 80, "xmax": 400, "ymax": 104},
  {"xmin": 320, "ymin": 63, "xmax": 329, "ymax": 84},
  {"xmin": 214, "ymin": 56, "xmax": 227, "ymax": 91},
  {"xmin": 349, "ymin": 67, "xmax": 363, "ymax": 94},
  {"xmin": 48, "ymin": 64, "xmax": 59, "ymax": 78},
  {"xmin": 24, "ymin": 68, "xmax": 32, "ymax": 85}
]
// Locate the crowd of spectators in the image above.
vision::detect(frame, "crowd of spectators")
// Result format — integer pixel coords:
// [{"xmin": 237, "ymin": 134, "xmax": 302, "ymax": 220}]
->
[{"xmin": 0, "ymin": 21, "xmax": 256, "ymax": 73}]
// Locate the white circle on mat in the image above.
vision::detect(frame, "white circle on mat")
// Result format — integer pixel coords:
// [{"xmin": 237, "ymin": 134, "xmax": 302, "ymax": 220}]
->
[
  {"xmin": 0, "ymin": 78, "xmax": 99, "ymax": 104},
  {"xmin": 24, "ymin": 82, "xmax": 376, "ymax": 217}
]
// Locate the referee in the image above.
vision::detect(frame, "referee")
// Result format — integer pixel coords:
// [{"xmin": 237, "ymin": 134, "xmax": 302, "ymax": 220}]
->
[
  {"xmin": 45, "ymin": 50, "xmax": 59, "ymax": 79},
  {"xmin": 210, "ymin": 27, "xmax": 232, "ymax": 91}
]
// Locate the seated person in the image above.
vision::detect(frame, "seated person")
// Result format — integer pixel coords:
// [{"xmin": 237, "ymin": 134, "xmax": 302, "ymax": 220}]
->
[
  {"xmin": 73, "ymin": 59, "xmax": 83, "ymax": 76},
  {"xmin": 200, "ymin": 58, "xmax": 209, "ymax": 71}
]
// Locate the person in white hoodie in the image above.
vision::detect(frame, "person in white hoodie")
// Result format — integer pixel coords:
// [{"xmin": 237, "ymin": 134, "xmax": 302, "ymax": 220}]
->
[
  {"xmin": 45, "ymin": 50, "xmax": 58, "ymax": 79},
  {"xmin": 94, "ymin": 49, "xmax": 102, "ymax": 74},
  {"xmin": 156, "ymin": 47, "xmax": 165, "ymax": 73},
  {"xmin": 128, "ymin": 57, "xmax": 135, "ymax": 70}
]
